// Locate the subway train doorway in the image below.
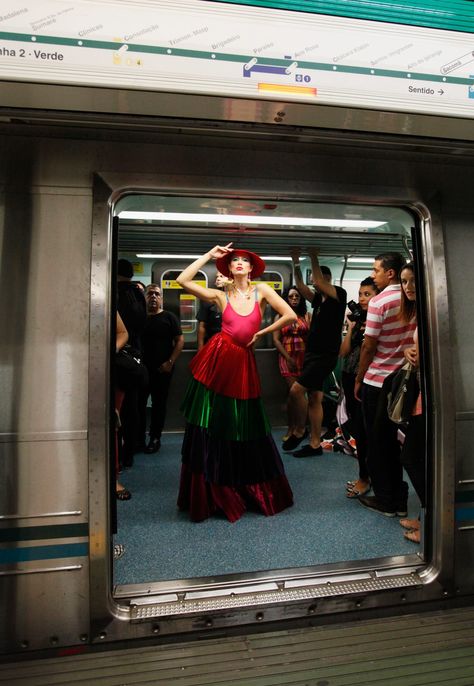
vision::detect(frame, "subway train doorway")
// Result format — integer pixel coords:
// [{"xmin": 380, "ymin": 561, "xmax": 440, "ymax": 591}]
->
[{"xmin": 111, "ymin": 192, "xmax": 427, "ymax": 602}]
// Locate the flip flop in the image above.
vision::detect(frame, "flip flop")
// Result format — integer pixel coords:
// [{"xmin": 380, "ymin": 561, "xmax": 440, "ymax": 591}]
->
[{"xmin": 346, "ymin": 483, "xmax": 371, "ymax": 498}]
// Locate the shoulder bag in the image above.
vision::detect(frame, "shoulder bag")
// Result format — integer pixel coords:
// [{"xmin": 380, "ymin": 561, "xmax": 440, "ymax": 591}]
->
[{"xmin": 386, "ymin": 362, "xmax": 419, "ymax": 425}]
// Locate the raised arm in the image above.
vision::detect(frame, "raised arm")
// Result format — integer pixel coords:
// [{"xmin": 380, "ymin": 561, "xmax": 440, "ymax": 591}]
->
[
  {"xmin": 176, "ymin": 244, "xmax": 233, "ymax": 305},
  {"xmin": 307, "ymin": 248, "xmax": 340, "ymax": 301},
  {"xmin": 290, "ymin": 248, "xmax": 314, "ymax": 303}
]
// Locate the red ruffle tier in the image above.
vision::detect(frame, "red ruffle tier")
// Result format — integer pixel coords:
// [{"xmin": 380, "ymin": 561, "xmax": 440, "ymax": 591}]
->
[{"xmin": 189, "ymin": 332, "xmax": 260, "ymax": 400}]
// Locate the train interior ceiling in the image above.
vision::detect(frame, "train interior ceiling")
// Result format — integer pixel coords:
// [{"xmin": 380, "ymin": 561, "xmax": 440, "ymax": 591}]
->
[{"xmin": 114, "ymin": 193, "xmax": 420, "ymax": 599}]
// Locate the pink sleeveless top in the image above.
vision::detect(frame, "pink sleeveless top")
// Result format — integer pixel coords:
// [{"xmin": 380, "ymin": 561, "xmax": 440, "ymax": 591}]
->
[{"xmin": 222, "ymin": 289, "xmax": 262, "ymax": 347}]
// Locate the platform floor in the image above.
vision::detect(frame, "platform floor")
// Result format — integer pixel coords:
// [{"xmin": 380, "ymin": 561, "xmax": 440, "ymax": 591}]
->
[{"xmin": 3, "ymin": 606, "xmax": 474, "ymax": 685}]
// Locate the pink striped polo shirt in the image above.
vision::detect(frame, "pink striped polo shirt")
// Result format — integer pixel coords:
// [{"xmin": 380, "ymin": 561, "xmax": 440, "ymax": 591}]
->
[{"xmin": 363, "ymin": 284, "xmax": 416, "ymax": 388}]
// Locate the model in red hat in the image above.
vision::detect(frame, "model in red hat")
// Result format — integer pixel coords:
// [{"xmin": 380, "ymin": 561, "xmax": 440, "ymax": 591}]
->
[{"xmin": 176, "ymin": 243, "xmax": 296, "ymax": 522}]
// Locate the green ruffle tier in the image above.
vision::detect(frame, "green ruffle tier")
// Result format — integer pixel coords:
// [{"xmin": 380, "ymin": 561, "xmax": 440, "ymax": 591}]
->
[{"xmin": 181, "ymin": 378, "xmax": 271, "ymax": 442}]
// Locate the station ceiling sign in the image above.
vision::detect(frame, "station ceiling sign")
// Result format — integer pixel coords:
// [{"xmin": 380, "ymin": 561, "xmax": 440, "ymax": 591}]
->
[{"xmin": 0, "ymin": 0, "xmax": 473, "ymax": 119}]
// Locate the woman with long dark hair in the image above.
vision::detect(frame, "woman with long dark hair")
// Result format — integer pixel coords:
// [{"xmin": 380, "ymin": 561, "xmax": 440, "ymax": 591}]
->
[{"xmin": 398, "ymin": 262, "xmax": 424, "ymax": 544}]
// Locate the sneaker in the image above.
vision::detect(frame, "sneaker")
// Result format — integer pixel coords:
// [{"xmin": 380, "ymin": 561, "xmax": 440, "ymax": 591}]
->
[
  {"xmin": 113, "ymin": 543, "xmax": 125, "ymax": 560},
  {"xmin": 333, "ymin": 437, "xmax": 356, "ymax": 456},
  {"xmin": 293, "ymin": 444, "xmax": 323, "ymax": 458},
  {"xmin": 358, "ymin": 495, "xmax": 396, "ymax": 517}
]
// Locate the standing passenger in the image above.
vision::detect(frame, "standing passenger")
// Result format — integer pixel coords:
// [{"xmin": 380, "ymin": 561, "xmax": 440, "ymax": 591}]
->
[
  {"xmin": 142, "ymin": 284, "xmax": 184, "ymax": 454},
  {"xmin": 397, "ymin": 263, "xmax": 424, "ymax": 543},
  {"xmin": 273, "ymin": 287, "xmax": 311, "ymax": 442},
  {"xmin": 339, "ymin": 277, "xmax": 379, "ymax": 498},
  {"xmin": 284, "ymin": 248, "xmax": 347, "ymax": 457},
  {"xmin": 355, "ymin": 253, "xmax": 416, "ymax": 517},
  {"xmin": 176, "ymin": 243, "xmax": 296, "ymax": 523}
]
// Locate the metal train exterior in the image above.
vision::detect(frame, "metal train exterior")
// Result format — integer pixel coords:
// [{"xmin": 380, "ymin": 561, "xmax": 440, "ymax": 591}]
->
[{"xmin": 1, "ymin": 0, "xmax": 474, "ymax": 659}]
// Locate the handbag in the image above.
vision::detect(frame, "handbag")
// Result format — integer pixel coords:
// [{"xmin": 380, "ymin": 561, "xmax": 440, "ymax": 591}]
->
[
  {"xmin": 386, "ymin": 362, "xmax": 419, "ymax": 425},
  {"xmin": 115, "ymin": 345, "xmax": 148, "ymax": 392}
]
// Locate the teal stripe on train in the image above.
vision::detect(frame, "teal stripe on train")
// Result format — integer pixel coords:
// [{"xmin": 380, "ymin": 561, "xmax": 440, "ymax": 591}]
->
[
  {"xmin": 209, "ymin": 0, "xmax": 474, "ymax": 33},
  {"xmin": 455, "ymin": 491, "xmax": 474, "ymax": 522},
  {"xmin": 0, "ymin": 543, "xmax": 88, "ymax": 564},
  {"xmin": 456, "ymin": 508, "xmax": 474, "ymax": 522},
  {"xmin": 0, "ymin": 523, "xmax": 89, "ymax": 543}
]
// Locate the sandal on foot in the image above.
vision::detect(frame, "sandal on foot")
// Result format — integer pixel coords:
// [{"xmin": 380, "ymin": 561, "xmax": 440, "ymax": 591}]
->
[
  {"xmin": 404, "ymin": 529, "xmax": 420, "ymax": 543},
  {"xmin": 399, "ymin": 518, "xmax": 420, "ymax": 531},
  {"xmin": 346, "ymin": 482, "xmax": 371, "ymax": 498},
  {"xmin": 116, "ymin": 488, "xmax": 131, "ymax": 501}
]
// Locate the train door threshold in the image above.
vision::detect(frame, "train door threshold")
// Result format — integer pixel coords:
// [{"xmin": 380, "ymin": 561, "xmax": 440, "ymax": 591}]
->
[{"xmin": 124, "ymin": 569, "xmax": 424, "ymax": 622}]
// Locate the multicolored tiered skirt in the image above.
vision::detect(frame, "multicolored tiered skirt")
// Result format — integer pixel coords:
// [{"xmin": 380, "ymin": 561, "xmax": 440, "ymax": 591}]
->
[{"xmin": 178, "ymin": 332, "xmax": 294, "ymax": 522}]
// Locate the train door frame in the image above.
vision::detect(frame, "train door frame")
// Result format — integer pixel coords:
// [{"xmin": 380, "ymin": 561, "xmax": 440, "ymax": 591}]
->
[{"xmin": 88, "ymin": 172, "xmax": 454, "ymax": 643}]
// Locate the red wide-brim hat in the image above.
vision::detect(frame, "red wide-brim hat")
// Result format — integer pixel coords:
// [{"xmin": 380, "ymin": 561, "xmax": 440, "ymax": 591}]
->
[{"xmin": 216, "ymin": 249, "xmax": 266, "ymax": 279}]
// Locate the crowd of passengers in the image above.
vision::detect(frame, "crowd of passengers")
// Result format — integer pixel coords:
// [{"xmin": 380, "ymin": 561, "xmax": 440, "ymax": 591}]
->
[{"xmin": 114, "ymin": 247, "xmax": 424, "ymax": 553}]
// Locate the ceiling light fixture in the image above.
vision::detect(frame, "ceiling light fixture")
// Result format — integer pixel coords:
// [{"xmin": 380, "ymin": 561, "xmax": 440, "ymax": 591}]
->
[
  {"xmin": 135, "ymin": 254, "xmax": 294, "ymax": 261},
  {"xmin": 135, "ymin": 254, "xmax": 201, "ymax": 259},
  {"xmin": 345, "ymin": 257, "xmax": 376, "ymax": 264},
  {"xmin": 120, "ymin": 211, "xmax": 386, "ymax": 229}
]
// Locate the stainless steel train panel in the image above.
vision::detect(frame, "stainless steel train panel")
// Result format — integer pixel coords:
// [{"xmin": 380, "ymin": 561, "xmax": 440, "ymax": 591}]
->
[
  {"xmin": 0, "ymin": 188, "xmax": 91, "ymax": 434},
  {"xmin": 0, "ymin": 566, "xmax": 90, "ymax": 652},
  {"xmin": 0, "ymin": 154, "xmax": 93, "ymax": 652},
  {"xmin": 0, "ymin": 440, "xmax": 87, "ymax": 521}
]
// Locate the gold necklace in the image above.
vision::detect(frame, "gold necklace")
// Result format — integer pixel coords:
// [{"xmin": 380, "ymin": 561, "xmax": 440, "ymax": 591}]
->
[{"xmin": 234, "ymin": 285, "xmax": 252, "ymax": 299}]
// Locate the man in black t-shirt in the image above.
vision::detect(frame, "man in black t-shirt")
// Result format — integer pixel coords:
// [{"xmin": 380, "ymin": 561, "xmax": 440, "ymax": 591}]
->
[
  {"xmin": 141, "ymin": 284, "xmax": 184, "ymax": 454},
  {"xmin": 283, "ymin": 248, "xmax": 347, "ymax": 457}
]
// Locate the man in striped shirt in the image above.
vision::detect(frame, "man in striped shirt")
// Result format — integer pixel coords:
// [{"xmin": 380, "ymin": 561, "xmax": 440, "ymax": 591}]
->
[{"xmin": 354, "ymin": 252, "xmax": 416, "ymax": 517}]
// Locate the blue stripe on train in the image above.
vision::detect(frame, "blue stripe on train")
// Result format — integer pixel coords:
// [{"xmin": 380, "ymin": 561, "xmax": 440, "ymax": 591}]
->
[
  {"xmin": 456, "ymin": 507, "xmax": 474, "ymax": 522},
  {"xmin": 0, "ymin": 542, "xmax": 89, "ymax": 564}
]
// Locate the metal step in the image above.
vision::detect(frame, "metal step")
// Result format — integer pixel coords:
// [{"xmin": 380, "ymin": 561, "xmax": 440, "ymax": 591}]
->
[{"xmin": 2, "ymin": 606, "xmax": 474, "ymax": 686}]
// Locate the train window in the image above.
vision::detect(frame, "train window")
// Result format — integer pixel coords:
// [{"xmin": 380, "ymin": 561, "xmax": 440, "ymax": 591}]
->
[{"xmin": 160, "ymin": 268, "xmax": 207, "ymax": 347}]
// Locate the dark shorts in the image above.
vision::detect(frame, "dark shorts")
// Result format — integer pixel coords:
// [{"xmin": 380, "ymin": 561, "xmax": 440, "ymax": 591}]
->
[{"xmin": 297, "ymin": 352, "xmax": 339, "ymax": 392}]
